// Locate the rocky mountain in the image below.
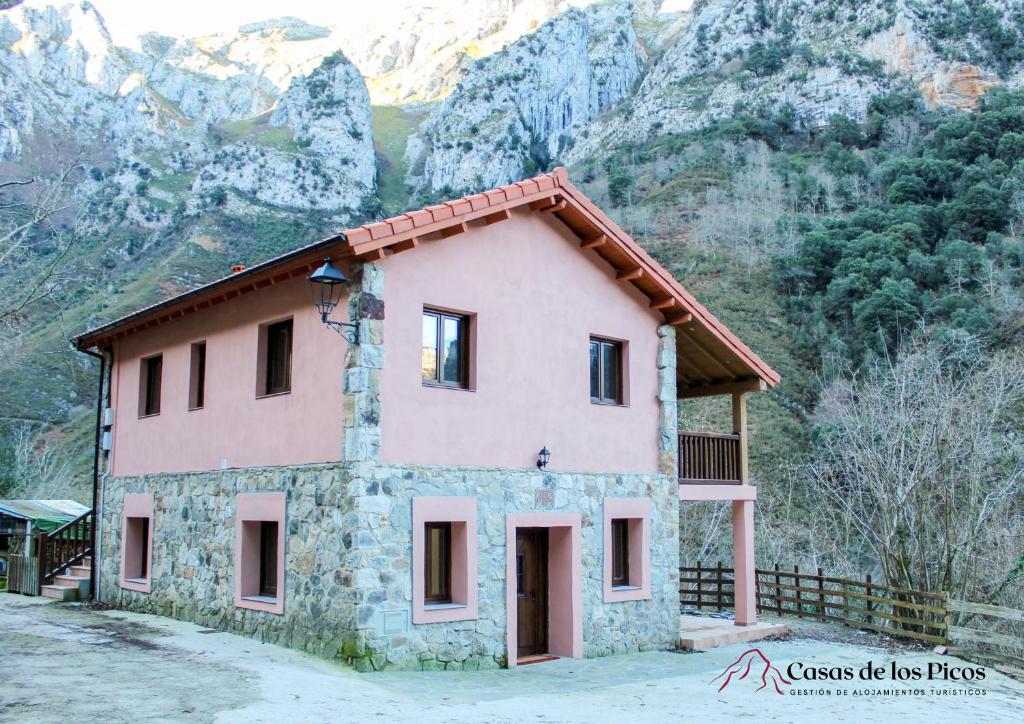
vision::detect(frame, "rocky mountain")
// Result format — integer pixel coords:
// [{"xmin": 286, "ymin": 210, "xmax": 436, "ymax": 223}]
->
[
  {"xmin": 569, "ymin": 0, "xmax": 1024, "ymax": 160},
  {"xmin": 3, "ymin": 0, "xmax": 1024, "ymax": 493},
  {"xmin": 406, "ymin": 1, "xmax": 651, "ymax": 194}
]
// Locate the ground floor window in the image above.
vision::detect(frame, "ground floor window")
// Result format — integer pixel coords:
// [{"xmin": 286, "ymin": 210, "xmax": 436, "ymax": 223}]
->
[
  {"xmin": 603, "ymin": 497, "xmax": 652, "ymax": 602},
  {"xmin": 120, "ymin": 493, "xmax": 154, "ymax": 593},
  {"xmin": 424, "ymin": 522, "xmax": 451, "ymax": 604},
  {"xmin": 235, "ymin": 493, "xmax": 286, "ymax": 615},
  {"xmin": 412, "ymin": 497, "xmax": 477, "ymax": 624}
]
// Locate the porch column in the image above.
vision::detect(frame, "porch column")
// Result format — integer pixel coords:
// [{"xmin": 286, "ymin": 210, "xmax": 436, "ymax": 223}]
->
[
  {"xmin": 731, "ymin": 391, "xmax": 749, "ymax": 484},
  {"xmin": 732, "ymin": 391, "xmax": 755, "ymax": 624},
  {"xmin": 732, "ymin": 499, "xmax": 757, "ymax": 625}
]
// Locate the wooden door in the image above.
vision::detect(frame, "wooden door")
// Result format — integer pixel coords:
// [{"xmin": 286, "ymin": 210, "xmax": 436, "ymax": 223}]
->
[{"xmin": 516, "ymin": 527, "xmax": 548, "ymax": 657}]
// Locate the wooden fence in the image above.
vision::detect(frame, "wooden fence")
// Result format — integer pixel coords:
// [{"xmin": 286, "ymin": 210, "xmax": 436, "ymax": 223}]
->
[
  {"xmin": 946, "ymin": 599, "xmax": 1024, "ymax": 667},
  {"xmin": 681, "ymin": 562, "xmax": 949, "ymax": 645},
  {"xmin": 7, "ymin": 554, "xmax": 39, "ymax": 595}
]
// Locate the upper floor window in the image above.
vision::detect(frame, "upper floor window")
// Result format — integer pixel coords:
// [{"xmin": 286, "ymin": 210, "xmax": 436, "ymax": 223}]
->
[
  {"xmin": 589, "ymin": 337, "xmax": 622, "ymax": 404},
  {"xmin": 259, "ymin": 319, "xmax": 293, "ymax": 397},
  {"xmin": 422, "ymin": 309, "xmax": 468, "ymax": 388},
  {"xmin": 189, "ymin": 341, "xmax": 207, "ymax": 410},
  {"xmin": 138, "ymin": 354, "xmax": 162, "ymax": 417}
]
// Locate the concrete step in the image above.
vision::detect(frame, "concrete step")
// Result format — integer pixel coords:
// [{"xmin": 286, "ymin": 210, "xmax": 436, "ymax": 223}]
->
[
  {"xmin": 81, "ymin": 556, "xmax": 92, "ymax": 567},
  {"xmin": 678, "ymin": 617, "xmax": 789, "ymax": 651},
  {"xmin": 41, "ymin": 584, "xmax": 80, "ymax": 602},
  {"xmin": 54, "ymin": 574, "xmax": 91, "ymax": 597},
  {"xmin": 68, "ymin": 565, "xmax": 90, "ymax": 578}
]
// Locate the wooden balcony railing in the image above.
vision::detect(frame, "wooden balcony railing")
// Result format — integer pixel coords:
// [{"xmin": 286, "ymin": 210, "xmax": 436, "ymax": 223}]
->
[{"xmin": 679, "ymin": 431, "xmax": 741, "ymax": 484}]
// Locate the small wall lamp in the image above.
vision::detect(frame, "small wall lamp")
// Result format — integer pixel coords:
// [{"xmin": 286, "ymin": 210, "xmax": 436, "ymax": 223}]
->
[
  {"xmin": 536, "ymin": 446, "xmax": 551, "ymax": 470},
  {"xmin": 309, "ymin": 258, "xmax": 359, "ymax": 344}
]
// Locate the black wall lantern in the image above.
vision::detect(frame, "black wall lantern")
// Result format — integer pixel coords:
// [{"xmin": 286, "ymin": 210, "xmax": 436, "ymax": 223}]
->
[
  {"xmin": 536, "ymin": 446, "xmax": 551, "ymax": 470},
  {"xmin": 309, "ymin": 259, "xmax": 359, "ymax": 344}
]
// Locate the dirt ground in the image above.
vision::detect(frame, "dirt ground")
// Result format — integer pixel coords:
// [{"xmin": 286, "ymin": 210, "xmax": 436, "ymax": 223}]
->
[{"xmin": 1, "ymin": 594, "xmax": 1021, "ymax": 723}]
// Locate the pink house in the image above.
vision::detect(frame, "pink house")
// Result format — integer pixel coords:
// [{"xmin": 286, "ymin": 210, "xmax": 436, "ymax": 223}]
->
[{"xmin": 74, "ymin": 168, "xmax": 779, "ymax": 670}]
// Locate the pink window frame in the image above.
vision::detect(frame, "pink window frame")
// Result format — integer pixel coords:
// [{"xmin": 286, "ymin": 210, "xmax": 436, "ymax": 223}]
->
[
  {"xmin": 412, "ymin": 496, "xmax": 478, "ymax": 624},
  {"xmin": 603, "ymin": 497, "xmax": 651, "ymax": 603},
  {"xmin": 505, "ymin": 512, "xmax": 583, "ymax": 666},
  {"xmin": 120, "ymin": 492, "xmax": 154, "ymax": 593},
  {"xmin": 234, "ymin": 492, "xmax": 286, "ymax": 615}
]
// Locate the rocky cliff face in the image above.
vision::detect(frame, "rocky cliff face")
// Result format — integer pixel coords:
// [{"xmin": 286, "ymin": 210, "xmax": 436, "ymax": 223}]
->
[
  {"xmin": 0, "ymin": 2, "xmax": 376, "ymax": 217},
  {"xmin": 566, "ymin": 0, "xmax": 1023, "ymax": 163},
  {"xmin": 407, "ymin": 0, "xmax": 648, "ymax": 194}
]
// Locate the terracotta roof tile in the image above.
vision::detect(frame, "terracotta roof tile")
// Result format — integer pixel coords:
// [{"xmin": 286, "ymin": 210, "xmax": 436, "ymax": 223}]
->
[
  {"xmin": 408, "ymin": 209, "xmax": 434, "ymax": 227},
  {"xmin": 466, "ymin": 194, "xmax": 489, "ymax": 211},
  {"xmin": 535, "ymin": 175, "xmax": 555, "ymax": 191},
  {"xmin": 426, "ymin": 204, "xmax": 454, "ymax": 222},
  {"xmin": 367, "ymin": 221, "xmax": 393, "ymax": 240},
  {"xmin": 483, "ymin": 189, "xmax": 507, "ymax": 204},
  {"xmin": 502, "ymin": 184, "xmax": 524, "ymax": 200},
  {"xmin": 346, "ymin": 227, "xmax": 372, "ymax": 244},
  {"xmin": 517, "ymin": 179, "xmax": 540, "ymax": 195},
  {"xmin": 389, "ymin": 215, "xmax": 415, "ymax": 234},
  {"xmin": 447, "ymin": 199, "xmax": 472, "ymax": 216}
]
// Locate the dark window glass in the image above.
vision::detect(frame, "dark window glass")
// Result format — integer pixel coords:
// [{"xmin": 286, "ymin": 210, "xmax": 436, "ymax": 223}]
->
[
  {"xmin": 139, "ymin": 518, "xmax": 150, "ymax": 579},
  {"xmin": 265, "ymin": 320, "xmax": 293, "ymax": 395},
  {"xmin": 422, "ymin": 310, "xmax": 468, "ymax": 388},
  {"xmin": 259, "ymin": 521, "xmax": 278, "ymax": 597},
  {"xmin": 424, "ymin": 522, "xmax": 451, "ymax": 604},
  {"xmin": 190, "ymin": 342, "xmax": 206, "ymax": 409},
  {"xmin": 589, "ymin": 341, "xmax": 600, "ymax": 399},
  {"xmin": 142, "ymin": 355, "xmax": 162, "ymax": 416},
  {"xmin": 589, "ymin": 338, "xmax": 623, "ymax": 404},
  {"xmin": 611, "ymin": 518, "xmax": 629, "ymax": 587}
]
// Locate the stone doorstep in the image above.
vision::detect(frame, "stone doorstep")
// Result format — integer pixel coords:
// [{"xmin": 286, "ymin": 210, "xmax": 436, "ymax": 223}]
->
[
  {"xmin": 68, "ymin": 565, "xmax": 90, "ymax": 577},
  {"xmin": 54, "ymin": 574, "xmax": 91, "ymax": 596},
  {"xmin": 678, "ymin": 619, "xmax": 789, "ymax": 651},
  {"xmin": 41, "ymin": 584, "xmax": 79, "ymax": 602}
]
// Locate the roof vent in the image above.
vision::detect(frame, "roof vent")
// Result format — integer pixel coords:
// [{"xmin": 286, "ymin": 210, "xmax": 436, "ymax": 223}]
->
[{"xmin": 231, "ymin": 264, "xmax": 246, "ymax": 274}]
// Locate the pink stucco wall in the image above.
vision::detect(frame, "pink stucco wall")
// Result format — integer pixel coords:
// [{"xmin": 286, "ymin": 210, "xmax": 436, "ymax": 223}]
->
[
  {"xmin": 379, "ymin": 210, "xmax": 663, "ymax": 474},
  {"xmin": 108, "ymin": 276, "xmax": 346, "ymax": 476}
]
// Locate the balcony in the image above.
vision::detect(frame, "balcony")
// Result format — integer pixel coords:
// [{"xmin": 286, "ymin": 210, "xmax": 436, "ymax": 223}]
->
[{"xmin": 678, "ymin": 431, "xmax": 741, "ymax": 485}]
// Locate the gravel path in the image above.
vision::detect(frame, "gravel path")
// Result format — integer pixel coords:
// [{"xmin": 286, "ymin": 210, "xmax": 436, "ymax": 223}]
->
[{"xmin": 1, "ymin": 594, "xmax": 1021, "ymax": 723}]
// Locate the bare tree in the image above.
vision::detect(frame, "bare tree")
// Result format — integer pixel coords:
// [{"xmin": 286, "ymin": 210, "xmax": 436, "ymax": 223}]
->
[
  {"xmin": 0, "ymin": 165, "xmax": 81, "ymax": 332},
  {"xmin": 804, "ymin": 332, "xmax": 1024, "ymax": 604}
]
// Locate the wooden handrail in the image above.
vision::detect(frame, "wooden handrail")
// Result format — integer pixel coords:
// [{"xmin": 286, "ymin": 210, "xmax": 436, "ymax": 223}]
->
[
  {"xmin": 678, "ymin": 431, "xmax": 741, "ymax": 484},
  {"xmin": 38, "ymin": 509, "xmax": 93, "ymax": 586},
  {"xmin": 47, "ymin": 509, "xmax": 92, "ymax": 539}
]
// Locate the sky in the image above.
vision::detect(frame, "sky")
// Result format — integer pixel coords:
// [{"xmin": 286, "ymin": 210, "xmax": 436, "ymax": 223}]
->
[
  {"xmin": 88, "ymin": 0, "xmax": 694, "ymax": 45},
  {"xmin": 88, "ymin": 0, "xmax": 396, "ymax": 45}
]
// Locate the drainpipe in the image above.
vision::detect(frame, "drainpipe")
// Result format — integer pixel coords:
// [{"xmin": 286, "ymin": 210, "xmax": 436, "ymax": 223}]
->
[{"xmin": 78, "ymin": 346, "xmax": 109, "ymax": 602}]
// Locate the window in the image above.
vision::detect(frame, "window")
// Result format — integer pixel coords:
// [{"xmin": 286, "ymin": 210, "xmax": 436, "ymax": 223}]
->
[
  {"xmin": 258, "ymin": 521, "xmax": 278, "ymax": 597},
  {"xmin": 259, "ymin": 319, "xmax": 293, "ymax": 397},
  {"xmin": 235, "ymin": 492, "xmax": 286, "ymax": 614},
  {"xmin": 603, "ymin": 497, "xmax": 651, "ymax": 603},
  {"xmin": 120, "ymin": 493, "xmax": 153, "ymax": 593},
  {"xmin": 422, "ymin": 310, "xmax": 468, "ymax": 388},
  {"xmin": 424, "ymin": 522, "xmax": 451, "ymax": 604},
  {"xmin": 611, "ymin": 518, "xmax": 629, "ymax": 588},
  {"xmin": 124, "ymin": 517, "xmax": 150, "ymax": 580},
  {"xmin": 589, "ymin": 338, "xmax": 622, "ymax": 404},
  {"xmin": 412, "ymin": 496, "xmax": 478, "ymax": 624},
  {"xmin": 189, "ymin": 341, "xmax": 207, "ymax": 410},
  {"xmin": 138, "ymin": 354, "xmax": 162, "ymax": 417}
]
